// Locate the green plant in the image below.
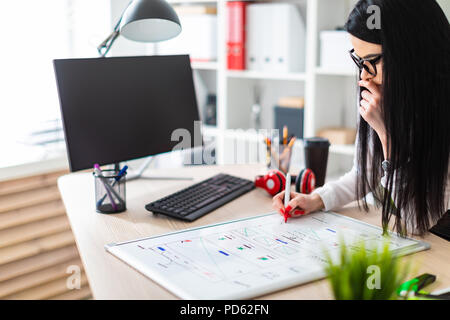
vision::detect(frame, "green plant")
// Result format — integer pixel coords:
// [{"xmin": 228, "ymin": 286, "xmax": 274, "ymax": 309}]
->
[{"xmin": 323, "ymin": 238, "xmax": 410, "ymax": 300}]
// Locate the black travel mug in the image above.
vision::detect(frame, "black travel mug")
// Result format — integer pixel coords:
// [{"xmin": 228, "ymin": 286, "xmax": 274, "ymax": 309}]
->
[{"xmin": 304, "ymin": 137, "xmax": 330, "ymax": 187}]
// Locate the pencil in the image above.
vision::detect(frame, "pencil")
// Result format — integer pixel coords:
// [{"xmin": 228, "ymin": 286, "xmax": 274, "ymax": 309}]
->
[
  {"xmin": 280, "ymin": 137, "xmax": 296, "ymax": 160},
  {"xmin": 264, "ymin": 138, "xmax": 272, "ymax": 166},
  {"xmin": 288, "ymin": 136, "xmax": 296, "ymax": 148}
]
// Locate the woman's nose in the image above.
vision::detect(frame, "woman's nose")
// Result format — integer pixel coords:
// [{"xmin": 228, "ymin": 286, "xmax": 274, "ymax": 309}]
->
[{"xmin": 360, "ymin": 68, "xmax": 373, "ymax": 81}]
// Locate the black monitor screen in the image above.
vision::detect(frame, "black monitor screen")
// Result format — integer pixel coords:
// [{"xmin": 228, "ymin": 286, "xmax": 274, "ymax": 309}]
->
[{"xmin": 54, "ymin": 55, "xmax": 201, "ymax": 172}]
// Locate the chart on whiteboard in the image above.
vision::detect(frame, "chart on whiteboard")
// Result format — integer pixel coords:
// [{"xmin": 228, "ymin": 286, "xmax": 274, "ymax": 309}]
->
[{"xmin": 106, "ymin": 212, "xmax": 429, "ymax": 299}]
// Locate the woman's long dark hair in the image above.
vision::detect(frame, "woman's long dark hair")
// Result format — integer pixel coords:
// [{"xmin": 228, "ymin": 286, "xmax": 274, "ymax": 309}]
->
[{"xmin": 345, "ymin": 0, "xmax": 450, "ymax": 235}]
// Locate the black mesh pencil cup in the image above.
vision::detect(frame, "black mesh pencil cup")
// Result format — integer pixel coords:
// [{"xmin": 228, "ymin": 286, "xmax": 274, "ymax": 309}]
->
[{"xmin": 94, "ymin": 169, "xmax": 126, "ymax": 213}]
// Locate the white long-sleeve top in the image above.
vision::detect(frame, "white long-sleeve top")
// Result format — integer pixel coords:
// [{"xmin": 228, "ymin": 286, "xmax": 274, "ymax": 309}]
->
[{"xmin": 312, "ymin": 146, "xmax": 450, "ymax": 235}]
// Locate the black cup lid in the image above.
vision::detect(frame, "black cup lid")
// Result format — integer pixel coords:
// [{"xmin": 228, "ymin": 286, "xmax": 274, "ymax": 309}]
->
[{"xmin": 304, "ymin": 137, "xmax": 330, "ymax": 147}]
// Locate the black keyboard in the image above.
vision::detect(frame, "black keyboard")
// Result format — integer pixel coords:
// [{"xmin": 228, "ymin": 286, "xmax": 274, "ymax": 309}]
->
[{"xmin": 145, "ymin": 173, "xmax": 255, "ymax": 221}]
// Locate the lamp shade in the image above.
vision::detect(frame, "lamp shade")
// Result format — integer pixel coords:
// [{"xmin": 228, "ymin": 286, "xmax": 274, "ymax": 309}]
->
[{"xmin": 119, "ymin": 0, "xmax": 182, "ymax": 42}]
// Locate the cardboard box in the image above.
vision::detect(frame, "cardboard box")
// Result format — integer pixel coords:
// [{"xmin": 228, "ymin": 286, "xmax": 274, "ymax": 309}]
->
[
  {"xmin": 317, "ymin": 127, "xmax": 356, "ymax": 145},
  {"xmin": 277, "ymin": 96, "xmax": 304, "ymax": 109}
]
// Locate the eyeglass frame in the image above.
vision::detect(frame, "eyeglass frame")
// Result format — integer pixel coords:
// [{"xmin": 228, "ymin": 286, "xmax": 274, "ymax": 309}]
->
[{"xmin": 349, "ymin": 48, "xmax": 383, "ymax": 77}]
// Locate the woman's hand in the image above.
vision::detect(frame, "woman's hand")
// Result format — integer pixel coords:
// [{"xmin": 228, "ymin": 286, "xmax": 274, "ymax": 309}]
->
[
  {"xmin": 359, "ymin": 80, "xmax": 389, "ymax": 159},
  {"xmin": 272, "ymin": 191, "xmax": 325, "ymax": 218}
]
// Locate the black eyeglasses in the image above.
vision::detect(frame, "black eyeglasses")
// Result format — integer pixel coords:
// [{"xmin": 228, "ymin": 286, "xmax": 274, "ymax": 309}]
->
[{"xmin": 349, "ymin": 48, "xmax": 383, "ymax": 77}]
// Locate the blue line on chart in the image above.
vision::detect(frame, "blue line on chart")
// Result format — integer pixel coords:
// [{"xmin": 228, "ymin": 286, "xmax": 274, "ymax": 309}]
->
[
  {"xmin": 158, "ymin": 247, "xmax": 165, "ymax": 251},
  {"xmin": 276, "ymin": 239, "xmax": 288, "ymax": 245},
  {"xmin": 219, "ymin": 250, "xmax": 229, "ymax": 256},
  {"xmin": 327, "ymin": 228, "xmax": 336, "ymax": 233}
]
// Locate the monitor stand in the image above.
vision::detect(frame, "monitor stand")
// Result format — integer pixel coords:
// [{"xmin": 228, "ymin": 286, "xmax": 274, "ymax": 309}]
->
[{"xmin": 115, "ymin": 157, "xmax": 194, "ymax": 182}]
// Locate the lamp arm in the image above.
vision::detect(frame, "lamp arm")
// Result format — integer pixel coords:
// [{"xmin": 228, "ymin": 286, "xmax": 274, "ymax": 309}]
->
[
  {"xmin": 97, "ymin": 1, "xmax": 133, "ymax": 57},
  {"xmin": 97, "ymin": 30, "xmax": 120, "ymax": 57}
]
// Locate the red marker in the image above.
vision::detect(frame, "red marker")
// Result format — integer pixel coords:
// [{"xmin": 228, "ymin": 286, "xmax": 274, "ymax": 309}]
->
[
  {"xmin": 293, "ymin": 209, "xmax": 305, "ymax": 216},
  {"xmin": 283, "ymin": 206, "xmax": 292, "ymax": 223}
]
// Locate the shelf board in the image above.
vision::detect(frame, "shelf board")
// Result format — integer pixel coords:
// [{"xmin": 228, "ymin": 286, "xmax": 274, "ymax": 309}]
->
[
  {"xmin": 329, "ymin": 144, "xmax": 355, "ymax": 156},
  {"xmin": 191, "ymin": 61, "xmax": 218, "ymax": 71},
  {"xmin": 226, "ymin": 70, "xmax": 306, "ymax": 81},
  {"xmin": 315, "ymin": 67, "xmax": 357, "ymax": 77}
]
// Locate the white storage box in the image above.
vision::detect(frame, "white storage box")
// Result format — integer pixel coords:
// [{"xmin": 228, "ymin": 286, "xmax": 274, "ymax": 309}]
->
[
  {"xmin": 158, "ymin": 14, "xmax": 217, "ymax": 62},
  {"xmin": 320, "ymin": 31, "xmax": 354, "ymax": 71},
  {"xmin": 246, "ymin": 3, "xmax": 306, "ymax": 73}
]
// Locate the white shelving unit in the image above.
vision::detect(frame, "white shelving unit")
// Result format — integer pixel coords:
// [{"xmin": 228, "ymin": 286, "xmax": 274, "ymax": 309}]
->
[
  {"xmin": 113, "ymin": 0, "xmax": 360, "ymax": 175},
  {"xmin": 315, "ymin": 66, "xmax": 357, "ymax": 76},
  {"xmin": 191, "ymin": 61, "xmax": 219, "ymax": 70},
  {"xmin": 226, "ymin": 70, "xmax": 307, "ymax": 81}
]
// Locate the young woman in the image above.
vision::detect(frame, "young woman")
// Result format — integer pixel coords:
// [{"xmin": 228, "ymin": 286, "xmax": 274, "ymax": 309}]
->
[{"xmin": 273, "ymin": 0, "xmax": 450, "ymax": 236}]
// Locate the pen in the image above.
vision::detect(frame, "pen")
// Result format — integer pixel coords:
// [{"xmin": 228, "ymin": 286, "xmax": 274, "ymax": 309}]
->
[
  {"xmin": 94, "ymin": 164, "xmax": 119, "ymax": 211},
  {"xmin": 283, "ymin": 173, "xmax": 291, "ymax": 223},
  {"xmin": 97, "ymin": 165, "xmax": 128, "ymax": 207},
  {"xmin": 115, "ymin": 165, "xmax": 129, "ymax": 181},
  {"xmin": 283, "ymin": 126, "xmax": 288, "ymax": 145}
]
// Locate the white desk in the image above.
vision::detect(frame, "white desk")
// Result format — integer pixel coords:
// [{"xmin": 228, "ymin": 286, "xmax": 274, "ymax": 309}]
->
[{"xmin": 58, "ymin": 164, "xmax": 450, "ymax": 299}]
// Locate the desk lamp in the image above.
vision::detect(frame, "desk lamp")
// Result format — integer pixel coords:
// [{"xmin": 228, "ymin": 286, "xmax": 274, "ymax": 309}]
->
[
  {"xmin": 96, "ymin": 0, "xmax": 190, "ymax": 180},
  {"xmin": 97, "ymin": 0, "xmax": 182, "ymax": 57}
]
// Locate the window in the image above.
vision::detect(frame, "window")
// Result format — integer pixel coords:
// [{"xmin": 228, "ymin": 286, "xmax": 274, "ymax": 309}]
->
[{"xmin": 0, "ymin": 0, "xmax": 110, "ymax": 168}]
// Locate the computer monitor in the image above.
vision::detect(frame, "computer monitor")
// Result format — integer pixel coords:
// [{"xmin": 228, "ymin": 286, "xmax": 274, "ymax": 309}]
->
[{"xmin": 53, "ymin": 55, "xmax": 201, "ymax": 172}]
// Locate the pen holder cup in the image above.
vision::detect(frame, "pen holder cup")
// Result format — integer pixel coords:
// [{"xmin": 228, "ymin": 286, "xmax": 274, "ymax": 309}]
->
[
  {"xmin": 267, "ymin": 144, "xmax": 293, "ymax": 175},
  {"xmin": 93, "ymin": 170, "xmax": 126, "ymax": 214}
]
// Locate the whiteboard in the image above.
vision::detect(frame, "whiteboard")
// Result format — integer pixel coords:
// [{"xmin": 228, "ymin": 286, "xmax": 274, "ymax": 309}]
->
[{"xmin": 105, "ymin": 211, "xmax": 429, "ymax": 299}]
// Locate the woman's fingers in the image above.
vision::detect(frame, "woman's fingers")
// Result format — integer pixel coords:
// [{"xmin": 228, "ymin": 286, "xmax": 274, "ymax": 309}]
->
[
  {"xmin": 274, "ymin": 190, "xmax": 285, "ymax": 200},
  {"xmin": 286, "ymin": 195, "xmax": 306, "ymax": 213},
  {"xmin": 359, "ymin": 80, "xmax": 380, "ymax": 96},
  {"xmin": 359, "ymin": 81, "xmax": 386, "ymax": 140},
  {"xmin": 289, "ymin": 192, "xmax": 299, "ymax": 199},
  {"xmin": 360, "ymin": 99, "xmax": 370, "ymax": 112},
  {"xmin": 360, "ymin": 82, "xmax": 381, "ymax": 107},
  {"xmin": 274, "ymin": 192, "xmax": 316, "ymax": 218},
  {"xmin": 272, "ymin": 191, "xmax": 285, "ymax": 215},
  {"xmin": 361, "ymin": 90, "xmax": 375, "ymax": 104}
]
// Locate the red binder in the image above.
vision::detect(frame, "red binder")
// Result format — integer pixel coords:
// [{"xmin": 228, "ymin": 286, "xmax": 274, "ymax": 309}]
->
[{"xmin": 227, "ymin": 1, "xmax": 247, "ymax": 70}]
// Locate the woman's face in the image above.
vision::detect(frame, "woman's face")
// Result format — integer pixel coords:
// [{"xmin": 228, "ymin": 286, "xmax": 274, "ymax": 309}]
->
[{"xmin": 350, "ymin": 35, "xmax": 383, "ymax": 85}]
